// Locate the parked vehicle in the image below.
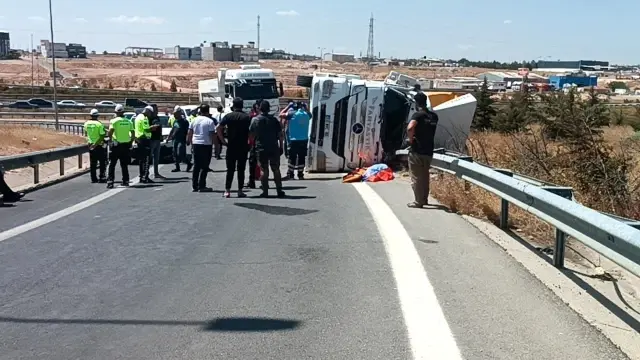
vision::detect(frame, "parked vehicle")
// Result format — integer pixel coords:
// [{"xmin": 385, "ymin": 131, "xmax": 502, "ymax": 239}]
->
[
  {"xmin": 125, "ymin": 98, "xmax": 149, "ymax": 108},
  {"xmin": 8, "ymin": 101, "xmax": 39, "ymax": 109},
  {"xmin": 57, "ymin": 100, "xmax": 86, "ymax": 108},
  {"xmin": 95, "ymin": 100, "xmax": 117, "ymax": 108},
  {"xmin": 26, "ymin": 98, "xmax": 54, "ymax": 108}
]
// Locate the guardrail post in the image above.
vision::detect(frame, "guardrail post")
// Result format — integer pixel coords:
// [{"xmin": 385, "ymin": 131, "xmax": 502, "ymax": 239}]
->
[
  {"xmin": 494, "ymin": 169, "xmax": 514, "ymax": 229},
  {"xmin": 458, "ymin": 156, "xmax": 473, "ymax": 191},
  {"xmin": 33, "ymin": 164, "xmax": 40, "ymax": 184},
  {"xmin": 59, "ymin": 159, "xmax": 65, "ymax": 176},
  {"xmin": 77, "ymin": 154, "xmax": 83, "ymax": 169},
  {"xmin": 542, "ymin": 186, "xmax": 574, "ymax": 269}
]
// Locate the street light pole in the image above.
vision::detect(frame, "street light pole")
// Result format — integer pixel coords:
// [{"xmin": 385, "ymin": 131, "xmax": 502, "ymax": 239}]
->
[
  {"xmin": 48, "ymin": 0, "xmax": 59, "ymax": 130},
  {"xmin": 318, "ymin": 47, "xmax": 324, "ymax": 71}
]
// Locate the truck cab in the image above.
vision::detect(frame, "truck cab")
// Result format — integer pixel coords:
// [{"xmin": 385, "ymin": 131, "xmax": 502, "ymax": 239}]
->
[{"xmin": 198, "ymin": 64, "xmax": 283, "ymax": 116}]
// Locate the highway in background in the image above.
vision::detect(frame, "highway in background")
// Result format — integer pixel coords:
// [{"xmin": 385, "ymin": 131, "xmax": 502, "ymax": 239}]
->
[{"xmin": 0, "ymin": 160, "xmax": 630, "ymax": 359}]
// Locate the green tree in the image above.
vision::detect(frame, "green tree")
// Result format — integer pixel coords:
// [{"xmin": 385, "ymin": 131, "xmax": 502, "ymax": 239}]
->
[
  {"xmin": 472, "ymin": 77, "xmax": 496, "ymax": 130},
  {"xmin": 169, "ymin": 79, "xmax": 177, "ymax": 92},
  {"xmin": 108, "ymin": 82, "xmax": 113, "ymax": 89},
  {"xmin": 493, "ymin": 86, "xmax": 535, "ymax": 133},
  {"xmin": 150, "ymin": 83, "xmax": 157, "ymax": 91},
  {"xmin": 608, "ymin": 81, "xmax": 627, "ymax": 91}
]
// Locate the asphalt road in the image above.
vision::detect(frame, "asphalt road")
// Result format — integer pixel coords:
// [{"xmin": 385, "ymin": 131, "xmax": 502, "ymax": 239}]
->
[{"xmin": 0, "ymin": 159, "xmax": 631, "ymax": 359}]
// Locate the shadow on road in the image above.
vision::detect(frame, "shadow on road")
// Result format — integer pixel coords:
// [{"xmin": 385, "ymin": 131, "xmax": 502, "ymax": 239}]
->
[
  {"xmin": 234, "ymin": 202, "xmax": 318, "ymax": 216},
  {"xmin": 0, "ymin": 316, "xmax": 301, "ymax": 332},
  {"xmin": 131, "ymin": 184, "xmax": 163, "ymax": 189}
]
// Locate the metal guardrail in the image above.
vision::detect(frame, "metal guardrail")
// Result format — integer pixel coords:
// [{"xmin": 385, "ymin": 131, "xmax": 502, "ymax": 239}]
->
[
  {"xmin": 0, "ymin": 144, "xmax": 89, "ymax": 185},
  {"xmin": 0, "ymin": 112, "xmax": 113, "ymax": 120},
  {"xmin": 0, "ymin": 120, "xmax": 86, "ymax": 135},
  {"xmin": 396, "ymin": 148, "xmax": 640, "ymax": 277}
]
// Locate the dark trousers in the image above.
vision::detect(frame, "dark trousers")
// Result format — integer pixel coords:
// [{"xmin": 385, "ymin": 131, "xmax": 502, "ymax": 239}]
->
[
  {"xmin": 107, "ymin": 142, "xmax": 131, "ymax": 184},
  {"xmin": 248, "ymin": 146, "xmax": 257, "ymax": 185},
  {"xmin": 258, "ymin": 151, "xmax": 283, "ymax": 192},
  {"xmin": 225, "ymin": 148, "xmax": 248, "ymax": 190},
  {"xmin": 408, "ymin": 152, "xmax": 433, "ymax": 206},
  {"xmin": 0, "ymin": 169, "xmax": 16, "ymax": 197},
  {"xmin": 287, "ymin": 139, "xmax": 308, "ymax": 175},
  {"xmin": 137, "ymin": 138, "xmax": 151, "ymax": 180},
  {"xmin": 89, "ymin": 146, "xmax": 107, "ymax": 181},
  {"xmin": 192, "ymin": 144, "xmax": 213, "ymax": 190},
  {"xmin": 173, "ymin": 140, "xmax": 190, "ymax": 169}
]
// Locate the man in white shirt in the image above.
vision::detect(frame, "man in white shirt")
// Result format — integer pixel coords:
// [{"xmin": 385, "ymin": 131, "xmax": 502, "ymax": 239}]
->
[{"xmin": 187, "ymin": 104, "xmax": 216, "ymax": 192}]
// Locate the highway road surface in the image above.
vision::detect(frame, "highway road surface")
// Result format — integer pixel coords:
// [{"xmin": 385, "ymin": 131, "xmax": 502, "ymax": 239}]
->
[{"xmin": 0, "ymin": 159, "xmax": 631, "ymax": 360}]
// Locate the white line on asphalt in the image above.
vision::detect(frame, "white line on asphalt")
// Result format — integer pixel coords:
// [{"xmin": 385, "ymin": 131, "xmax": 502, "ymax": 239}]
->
[
  {"xmin": 0, "ymin": 165, "xmax": 165, "ymax": 243},
  {"xmin": 352, "ymin": 182, "xmax": 463, "ymax": 360}
]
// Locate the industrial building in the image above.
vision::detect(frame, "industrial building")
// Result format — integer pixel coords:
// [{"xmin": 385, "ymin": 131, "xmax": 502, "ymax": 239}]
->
[
  {"xmin": 40, "ymin": 40, "xmax": 68, "ymax": 58},
  {"xmin": 535, "ymin": 60, "xmax": 610, "ymax": 72},
  {"xmin": 0, "ymin": 32, "xmax": 10, "ymax": 58},
  {"xmin": 329, "ymin": 53, "xmax": 355, "ymax": 64},
  {"xmin": 200, "ymin": 41, "xmax": 258, "ymax": 62},
  {"xmin": 164, "ymin": 46, "xmax": 202, "ymax": 60},
  {"xmin": 66, "ymin": 43, "xmax": 87, "ymax": 58},
  {"xmin": 477, "ymin": 71, "xmax": 548, "ymax": 84},
  {"xmin": 548, "ymin": 74, "xmax": 598, "ymax": 89}
]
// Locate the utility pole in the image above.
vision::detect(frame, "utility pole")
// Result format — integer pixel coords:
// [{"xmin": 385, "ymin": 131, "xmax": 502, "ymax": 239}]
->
[
  {"xmin": 48, "ymin": 0, "xmax": 59, "ymax": 130},
  {"xmin": 30, "ymin": 34, "xmax": 34, "ymax": 94},
  {"xmin": 257, "ymin": 15, "xmax": 260, "ymax": 60}
]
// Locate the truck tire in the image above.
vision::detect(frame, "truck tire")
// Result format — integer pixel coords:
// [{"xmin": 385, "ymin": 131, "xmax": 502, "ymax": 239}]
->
[{"xmin": 296, "ymin": 75, "xmax": 313, "ymax": 88}]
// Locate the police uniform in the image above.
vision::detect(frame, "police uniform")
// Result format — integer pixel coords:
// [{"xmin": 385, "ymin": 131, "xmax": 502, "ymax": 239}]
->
[
  {"xmin": 84, "ymin": 112, "xmax": 107, "ymax": 183},
  {"xmin": 107, "ymin": 107, "xmax": 135, "ymax": 188},
  {"xmin": 134, "ymin": 108, "xmax": 154, "ymax": 183}
]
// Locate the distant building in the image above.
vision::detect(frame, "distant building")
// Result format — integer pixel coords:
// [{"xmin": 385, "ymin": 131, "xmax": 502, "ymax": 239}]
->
[
  {"xmin": 0, "ymin": 32, "xmax": 10, "ymax": 58},
  {"xmin": 259, "ymin": 48, "xmax": 287, "ymax": 60},
  {"xmin": 40, "ymin": 40, "xmax": 68, "ymax": 58},
  {"xmin": 164, "ymin": 45, "xmax": 201, "ymax": 60},
  {"xmin": 535, "ymin": 60, "xmax": 610, "ymax": 73},
  {"xmin": 330, "ymin": 53, "xmax": 355, "ymax": 64},
  {"xmin": 201, "ymin": 41, "xmax": 258, "ymax": 62},
  {"xmin": 548, "ymin": 74, "xmax": 598, "ymax": 89},
  {"xmin": 477, "ymin": 71, "xmax": 548, "ymax": 84},
  {"xmin": 66, "ymin": 43, "xmax": 87, "ymax": 58}
]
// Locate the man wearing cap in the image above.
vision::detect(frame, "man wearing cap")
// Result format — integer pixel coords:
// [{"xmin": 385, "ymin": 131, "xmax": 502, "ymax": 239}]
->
[
  {"xmin": 217, "ymin": 97, "xmax": 251, "ymax": 198},
  {"xmin": 168, "ymin": 106, "xmax": 192, "ymax": 173},
  {"xmin": 249, "ymin": 100, "xmax": 285, "ymax": 198},
  {"xmin": 84, "ymin": 109, "xmax": 107, "ymax": 183},
  {"xmin": 106, "ymin": 104, "xmax": 135, "ymax": 188},
  {"xmin": 134, "ymin": 105, "xmax": 158, "ymax": 183},
  {"xmin": 406, "ymin": 92, "xmax": 439, "ymax": 208},
  {"xmin": 187, "ymin": 104, "xmax": 216, "ymax": 192},
  {"xmin": 168, "ymin": 105, "xmax": 180, "ymax": 127}
]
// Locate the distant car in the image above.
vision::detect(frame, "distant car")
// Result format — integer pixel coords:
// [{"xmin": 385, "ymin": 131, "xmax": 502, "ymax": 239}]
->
[
  {"xmin": 57, "ymin": 100, "xmax": 86, "ymax": 108},
  {"xmin": 26, "ymin": 98, "xmax": 54, "ymax": 108},
  {"xmin": 8, "ymin": 101, "xmax": 39, "ymax": 109},
  {"xmin": 95, "ymin": 100, "xmax": 116, "ymax": 108}
]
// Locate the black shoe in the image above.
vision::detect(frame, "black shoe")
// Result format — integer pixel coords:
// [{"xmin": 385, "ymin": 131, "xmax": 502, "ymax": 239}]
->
[
  {"xmin": 237, "ymin": 191, "xmax": 247, "ymax": 198},
  {"xmin": 98, "ymin": 178, "xmax": 107, "ymax": 183},
  {"xmin": 246, "ymin": 182, "xmax": 256, "ymax": 189},
  {"xmin": 276, "ymin": 191, "xmax": 286, "ymax": 198},
  {"xmin": 3, "ymin": 192, "xmax": 24, "ymax": 202},
  {"xmin": 122, "ymin": 181, "xmax": 130, "ymax": 187},
  {"xmin": 171, "ymin": 168, "xmax": 181, "ymax": 173},
  {"xmin": 186, "ymin": 163, "xmax": 193, "ymax": 172},
  {"xmin": 144, "ymin": 178, "xmax": 154, "ymax": 183},
  {"xmin": 297, "ymin": 173, "xmax": 304, "ymax": 180},
  {"xmin": 199, "ymin": 187, "xmax": 213, "ymax": 192},
  {"xmin": 286, "ymin": 172, "xmax": 294, "ymax": 180},
  {"xmin": 91, "ymin": 179, "xmax": 99, "ymax": 184},
  {"xmin": 259, "ymin": 192, "xmax": 268, "ymax": 198},
  {"xmin": 106, "ymin": 183, "xmax": 114, "ymax": 189},
  {"xmin": 192, "ymin": 188, "xmax": 199, "ymax": 192}
]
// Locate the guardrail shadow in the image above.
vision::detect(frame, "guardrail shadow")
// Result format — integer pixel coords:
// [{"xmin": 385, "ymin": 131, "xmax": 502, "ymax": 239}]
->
[
  {"xmin": 503, "ymin": 229, "xmax": 640, "ymax": 333},
  {"xmin": 0, "ymin": 316, "xmax": 301, "ymax": 332}
]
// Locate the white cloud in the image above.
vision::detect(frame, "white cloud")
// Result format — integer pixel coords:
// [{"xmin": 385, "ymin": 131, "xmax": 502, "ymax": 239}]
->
[
  {"xmin": 107, "ymin": 15, "xmax": 165, "ymax": 24},
  {"xmin": 457, "ymin": 44, "xmax": 473, "ymax": 50},
  {"xmin": 28, "ymin": 16, "xmax": 45, "ymax": 21},
  {"xmin": 276, "ymin": 10, "xmax": 299, "ymax": 16},
  {"xmin": 74, "ymin": 17, "xmax": 88, "ymax": 23},
  {"xmin": 200, "ymin": 17, "xmax": 213, "ymax": 25},
  {"xmin": 503, "ymin": 19, "xmax": 512, "ymax": 24}
]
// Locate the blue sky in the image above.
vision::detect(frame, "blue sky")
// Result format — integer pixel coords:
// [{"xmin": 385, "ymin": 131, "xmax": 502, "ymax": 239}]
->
[{"xmin": 0, "ymin": 0, "xmax": 637, "ymax": 64}]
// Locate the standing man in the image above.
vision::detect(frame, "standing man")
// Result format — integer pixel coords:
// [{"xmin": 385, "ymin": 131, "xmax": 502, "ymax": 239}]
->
[
  {"xmin": 279, "ymin": 101, "xmax": 296, "ymax": 159},
  {"xmin": 84, "ymin": 108, "xmax": 107, "ymax": 183},
  {"xmin": 148, "ymin": 103, "xmax": 164, "ymax": 179},
  {"xmin": 134, "ymin": 106, "xmax": 157, "ymax": 183},
  {"xmin": 285, "ymin": 101, "xmax": 311, "ymax": 180},
  {"xmin": 168, "ymin": 106, "xmax": 192, "ymax": 173},
  {"xmin": 106, "ymin": 104, "xmax": 135, "ymax": 188},
  {"xmin": 246, "ymin": 101, "xmax": 260, "ymax": 189},
  {"xmin": 249, "ymin": 100, "xmax": 285, "ymax": 198},
  {"xmin": 217, "ymin": 97, "xmax": 251, "ymax": 198},
  {"xmin": 188, "ymin": 104, "xmax": 216, "ymax": 192},
  {"xmin": 406, "ymin": 92, "xmax": 439, "ymax": 208},
  {"xmin": 213, "ymin": 105, "xmax": 224, "ymax": 160}
]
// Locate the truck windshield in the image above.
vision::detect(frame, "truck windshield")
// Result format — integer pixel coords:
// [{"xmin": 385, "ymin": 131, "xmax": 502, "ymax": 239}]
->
[{"xmin": 234, "ymin": 80, "xmax": 279, "ymax": 100}]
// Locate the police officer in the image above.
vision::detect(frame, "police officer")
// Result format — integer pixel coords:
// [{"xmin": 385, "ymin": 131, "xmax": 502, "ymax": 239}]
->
[
  {"xmin": 168, "ymin": 105, "xmax": 180, "ymax": 127},
  {"xmin": 106, "ymin": 104, "xmax": 135, "ymax": 188},
  {"xmin": 134, "ymin": 105, "xmax": 158, "ymax": 183},
  {"xmin": 84, "ymin": 108, "xmax": 107, "ymax": 183}
]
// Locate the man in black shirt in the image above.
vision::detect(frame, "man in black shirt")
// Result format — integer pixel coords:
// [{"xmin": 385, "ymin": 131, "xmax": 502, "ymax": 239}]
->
[
  {"xmin": 407, "ymin": 92, "xmax": 439, "ymax": 208},
  {"xmin": 217, "ymin": 97, "xmax": 251, "ymax": 198},
  {"xmin": 168, "ymin": 107, "xmax": 192, "ymax": 172},
  {"xmin": 249, "ymin": 100, "xmax": 285, "ymax": 198},
  {"xmin": 149, "ymin": 103, "xmax": 165, "ymax": 179}
]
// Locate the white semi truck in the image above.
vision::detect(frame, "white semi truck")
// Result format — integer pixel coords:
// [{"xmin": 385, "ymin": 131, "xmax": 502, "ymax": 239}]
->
[
  {"xmin": 198, "ymin": 64, "xmax": 283, "ymax": 116},
  {"xmin": 295, "ymin": 71, "xmax": 478, "ymax": 173}
]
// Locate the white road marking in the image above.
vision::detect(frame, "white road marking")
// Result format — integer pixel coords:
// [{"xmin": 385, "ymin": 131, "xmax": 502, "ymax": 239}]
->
[
  {"xmin": 352, "ymin": 182, "xmax": 463, "ymax": 360},
  {"xmin": 0, "ymin": 164, "xmax": 165, "ymax": 243}
]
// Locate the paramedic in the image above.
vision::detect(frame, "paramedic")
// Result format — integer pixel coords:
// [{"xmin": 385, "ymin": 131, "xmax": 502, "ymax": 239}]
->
[
  {"xmin": 134, "ymin": 105, "xmax": 157, "ymax": 183},
  {"xmin": 168, "ymin": 106, "xmax": 192, "ymax": 172},
  {"xmin": 406, "ymin": 92, "xmax": 438, "ymax": 208},
  {"xmin": 188, "ymin": 104, "xmax": 216, "ymax": 192},
  {"xmin": 279, "ymin": 101, "xmax": 296, "ymax": 159},
  {"xmin": 217, "ymin": 97, "xmax": 251, "ymax": 198},
  {"xmin": 106, "ymin": 104, "xmax": 135, "ymax": 188},
  {"xmin": 285, "ymin": 102, "xmax": 311, "ymax": 180},
  {"xmin": 84, "ymin": 109, "xmax": 107, "ymax": 183},
  {"xmin": 249, "ymin": 100, "xmax": 285, "ymax": 198}
]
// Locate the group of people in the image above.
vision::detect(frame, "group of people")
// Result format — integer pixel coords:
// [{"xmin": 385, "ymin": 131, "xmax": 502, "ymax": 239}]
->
[{"xmin": 81, "ymin": 96, "xmax": 312, "ymax": 199}]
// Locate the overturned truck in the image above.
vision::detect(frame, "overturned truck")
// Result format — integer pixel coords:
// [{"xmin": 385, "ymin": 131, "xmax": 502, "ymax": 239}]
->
[{"xmin": 295, "ymin": 71, "xmax": 477, "ymax": 173}]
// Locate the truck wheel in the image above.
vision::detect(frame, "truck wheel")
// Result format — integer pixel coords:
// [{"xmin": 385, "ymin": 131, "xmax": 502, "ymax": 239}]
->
[{"xmin": 296, "ymin": 75, "xmax": 313, "ymax": 88}]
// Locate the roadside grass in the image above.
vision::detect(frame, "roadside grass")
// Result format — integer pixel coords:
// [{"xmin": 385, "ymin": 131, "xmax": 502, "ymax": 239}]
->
[{"xmin": 0, "ymin": 125, "xmax": 85, "ymax": 156}]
